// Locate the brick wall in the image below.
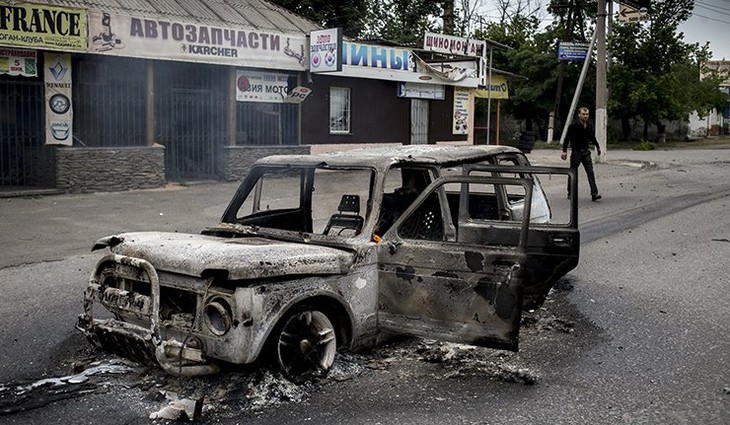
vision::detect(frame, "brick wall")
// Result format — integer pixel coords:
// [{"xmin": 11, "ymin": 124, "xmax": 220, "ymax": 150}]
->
[
  {"xmin": 223, "ymin": 146, "xmax": 310, "ymax": 181},
  {"xmin": 55, "ymin": 146, "xmax": 165, "ymax": 193},
  {"xmin": 52, "ymin": 145, "xmax": 313, "ymax": 192}
]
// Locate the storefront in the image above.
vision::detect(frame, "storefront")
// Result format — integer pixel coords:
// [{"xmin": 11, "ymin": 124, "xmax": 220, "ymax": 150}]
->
[{"xmin": 0, "ymin": 0, "xmax": 487, "ymax": 193}]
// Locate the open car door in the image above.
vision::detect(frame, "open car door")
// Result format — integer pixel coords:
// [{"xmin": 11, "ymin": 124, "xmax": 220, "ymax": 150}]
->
[
  {"xmin": 464, "ymin": 164, "xmax": 579, "ymax": 308},
  {"xmin": 376, "ymin": 174, "xmax": 534, "ymax": 351}
]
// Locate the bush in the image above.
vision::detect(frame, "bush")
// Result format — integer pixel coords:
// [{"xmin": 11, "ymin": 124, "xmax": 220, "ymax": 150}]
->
[{"xmin": 633, "ymin": 141, "xmax": 656, "ymax": 151}]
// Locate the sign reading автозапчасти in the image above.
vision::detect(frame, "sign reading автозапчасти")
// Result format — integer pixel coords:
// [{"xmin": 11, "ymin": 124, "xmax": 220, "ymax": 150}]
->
[{"xmin": 87, "ymin": 10, "xmax": 308, "ymax": 71}]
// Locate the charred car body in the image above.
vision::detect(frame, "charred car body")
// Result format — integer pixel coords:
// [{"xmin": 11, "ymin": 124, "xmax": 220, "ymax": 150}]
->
[{"xmin": 77, "ymin": 145, "xmax": 579, "ymax": 382}]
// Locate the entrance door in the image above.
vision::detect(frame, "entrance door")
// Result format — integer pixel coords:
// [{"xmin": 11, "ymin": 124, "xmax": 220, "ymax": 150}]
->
[
  {"xmin": 0, "ymin": 77, "xmax": 47, "ymax": 189},
  {"xmin": 410, "ymin": 99, "xmax": 428, "ymax": 145},
  {"xmin": 167, "ymin": 89, "xmax": 220, "ymax": 181},
  {"xmin": 377, "ymin": 175, "xmax": 533, "ymax": 351}
]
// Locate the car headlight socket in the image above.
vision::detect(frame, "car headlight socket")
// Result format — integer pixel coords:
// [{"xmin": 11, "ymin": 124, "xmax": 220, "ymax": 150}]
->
[{"xmin": 203, "ymin": 297, "xmax": 233, "ymax": 336}]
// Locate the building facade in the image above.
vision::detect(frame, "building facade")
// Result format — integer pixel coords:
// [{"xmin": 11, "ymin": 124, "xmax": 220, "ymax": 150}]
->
[{"xmin": 0, "ymin": 0, "xmax": 483, "ymax": 193}]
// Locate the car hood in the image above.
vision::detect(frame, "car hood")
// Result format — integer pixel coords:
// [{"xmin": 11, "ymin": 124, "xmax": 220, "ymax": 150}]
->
[{"xmin": 95, "ymin": 232, "xmax": 356, "ymax": 280}]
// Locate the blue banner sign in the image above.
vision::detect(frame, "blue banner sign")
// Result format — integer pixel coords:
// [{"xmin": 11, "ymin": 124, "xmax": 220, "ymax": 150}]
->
[{"xmin": 558, "ymin": 41, "xmax": 590, "ymax": 61}]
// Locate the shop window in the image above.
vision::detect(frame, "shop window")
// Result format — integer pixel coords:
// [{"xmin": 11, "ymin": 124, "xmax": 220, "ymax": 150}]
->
[{"xmin": 329, "ymin": 87, "xmax": 350, "ymax": 134}]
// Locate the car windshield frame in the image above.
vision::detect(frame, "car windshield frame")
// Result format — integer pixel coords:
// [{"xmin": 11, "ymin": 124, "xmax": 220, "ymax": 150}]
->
[{"xmin": 220, "ymin": 164, "xmax": 377, "ymax": 244}]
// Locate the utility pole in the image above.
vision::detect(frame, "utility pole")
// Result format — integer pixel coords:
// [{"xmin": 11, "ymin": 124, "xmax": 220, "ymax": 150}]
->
[
  {"xmin": 595, "ymin": 0, "xmax": 608, "ymax": 163},
  {"xmin": 550, "ymin": 0, "xmax": 574, "ymax": 143}
]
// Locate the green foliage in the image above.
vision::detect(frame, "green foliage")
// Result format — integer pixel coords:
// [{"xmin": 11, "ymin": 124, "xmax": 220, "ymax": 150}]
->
[
  {"xmin": 272, "ymin": 0, "xmax": 728, "ymax": 143},
  {"xmin": 473, "ymin": 11, "xmax": 594, "ymax": 135},
  {"xmin": 608, "ymin": 0, "xmax": 728, "ymax": 139},
  {"xmin": 268, "ymin": 0, "xmax": 369, "ymax": 38},
  {"xmin": 633, "ymin": 141, "xmax": 656, "ymax": 151},
  {"xmin": 360, "ymin": 0, "xmax": 444, "ymax": 44}
]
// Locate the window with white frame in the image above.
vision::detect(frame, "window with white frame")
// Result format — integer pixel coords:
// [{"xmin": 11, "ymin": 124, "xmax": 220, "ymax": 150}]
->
[{"xmin": 329, "ymin": 87, "xmax": 351, "ymax": 134}]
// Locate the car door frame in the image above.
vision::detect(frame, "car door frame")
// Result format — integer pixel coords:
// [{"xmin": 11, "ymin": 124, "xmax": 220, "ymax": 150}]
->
[
  {"xmin": 376, "ymin": 174, "xmax": 534, "ymax": 351},
  {"xmin": 463, "ymin": 164, "xmax": 579, "ymax": 307}
]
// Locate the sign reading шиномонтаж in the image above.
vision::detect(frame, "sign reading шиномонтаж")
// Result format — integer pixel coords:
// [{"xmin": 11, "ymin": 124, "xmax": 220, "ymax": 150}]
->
[{"xmin": 422, "ymin": 32, "xmax": 485, "ymax": 58}]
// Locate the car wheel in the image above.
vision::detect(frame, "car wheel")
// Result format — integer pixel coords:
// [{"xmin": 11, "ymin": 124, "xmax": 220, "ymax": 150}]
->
[{"xmin": 276, "ymin": 308, "xmax": 337, "ymax": 383}]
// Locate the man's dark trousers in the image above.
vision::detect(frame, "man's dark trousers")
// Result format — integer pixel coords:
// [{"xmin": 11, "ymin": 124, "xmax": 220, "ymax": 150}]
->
[{"xmin": 568, "ymin": 149, "xmax": 598, "ymax": 196}]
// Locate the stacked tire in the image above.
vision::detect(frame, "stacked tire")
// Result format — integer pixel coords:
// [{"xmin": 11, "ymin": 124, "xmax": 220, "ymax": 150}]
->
[{"xmin": 516, "ymin": 131, "xmax": 536, "ymax": 153}]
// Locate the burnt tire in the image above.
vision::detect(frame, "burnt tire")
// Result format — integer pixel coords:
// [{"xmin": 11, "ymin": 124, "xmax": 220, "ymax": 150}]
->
[{"xmin": 275, "ymin": 309, "xmax": 337, "ymax": 384}]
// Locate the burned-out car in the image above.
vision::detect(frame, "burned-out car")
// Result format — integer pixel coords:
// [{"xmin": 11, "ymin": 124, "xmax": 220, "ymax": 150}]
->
[{"xmin": 77, "ymin": 145, "xmax": 578, "ymax": 382}]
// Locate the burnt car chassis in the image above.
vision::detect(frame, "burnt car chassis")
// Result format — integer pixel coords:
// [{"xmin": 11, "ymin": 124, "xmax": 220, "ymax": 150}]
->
[{"xmin": 77, "ymin": 145, "xmax": 579, "ymax": 383}]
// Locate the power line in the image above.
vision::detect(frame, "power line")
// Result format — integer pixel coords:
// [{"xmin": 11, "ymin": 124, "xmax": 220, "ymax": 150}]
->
[
  {"xmin": 692, "ymin": 12, "xmax": 730, "ymax": 24},
  {"xmin": 695, "ymin": 0, "xmax": 730, "ymax": 15}
]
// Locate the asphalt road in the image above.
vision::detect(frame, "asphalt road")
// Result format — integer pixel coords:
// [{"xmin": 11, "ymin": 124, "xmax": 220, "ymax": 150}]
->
[{"xmin": 1, "ymin": 148, "xmax": 728, "ymax": 424}]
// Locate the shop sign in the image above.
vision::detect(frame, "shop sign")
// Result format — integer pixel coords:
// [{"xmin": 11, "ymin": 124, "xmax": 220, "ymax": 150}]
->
[
  {"xmin": 0, "ymin": 1, "xmax": 86, "ymax": 51},
  {"xmin": 453, "ymin": 87, "xmax": 470, "ymax": 135},
  {"xmin": 44, "ymin": 53, "xmax": 73, "ymax": 146},
  {"xmin": 87, "ymin": 11, "xmax": 308, "ymax": 71},
  {"xmin": 236, "ymin": 70, "xmax": 292, "ymax": 103},
  {"xmin": 475, "ymin": 75, "xmax": 509, "ymax": 99},
  {"xmin": 423, "ymin": 32, "xmax": 486, "ymax": 57},
  {"xmin": 336, "ymin": 41, "xmax": 481, "ymax": 87},
  {"xmin": 285, "ymin": 86, "xmax": 311, "ymax": 103},
  {"xmin": 342, "ymin": 41, "xmax": 413, "ymax": 71},
  {"xmin": 310, "ymin": 28, "xmax": 342, "ymax": 73},
  {"xmin": 397, "ymin": 82, "xmax": 445, "ymax": 100},
  {"xmin": 0, "ymin": 47, "xmax": 37, "ymax": 76}
]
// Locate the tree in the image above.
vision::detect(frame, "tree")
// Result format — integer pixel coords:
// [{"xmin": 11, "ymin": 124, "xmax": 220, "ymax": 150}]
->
[
  {"xmin": 361, "ymin": 0, "xmax": 445, "ymax": 44},
  {"xmin": 268, "ymin": 0, "xmax": 369, "ymax": 38},
  {"xmin": 608, "ymin": 0, "xmax": 727, "ymax": 140},
  {"xmin": 473, "ymin": 4, "xmax": 596, "ymax": 138},
  {"xmin": 475, "ymin": 14, "xmax": 555, "ymax": 135},
  {"xmin": 546, "ymin": 0, "xmax": 595, "ymax": 137}
]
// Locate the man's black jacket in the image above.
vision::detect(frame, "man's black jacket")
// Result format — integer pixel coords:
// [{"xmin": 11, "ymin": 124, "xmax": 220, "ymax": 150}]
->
[{"xmin": 562, "ymin": 120, "xmax": 599, "ymax": 152}]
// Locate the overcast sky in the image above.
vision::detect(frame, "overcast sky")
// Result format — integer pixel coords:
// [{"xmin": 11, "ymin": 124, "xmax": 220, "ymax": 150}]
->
[
  {"xmin": 476, "ymin": 0, "xmax": 730, "ymax": 61},
  {"xmin": 679, "ymin": 0, "xmax": 730, "ymax": 60}
]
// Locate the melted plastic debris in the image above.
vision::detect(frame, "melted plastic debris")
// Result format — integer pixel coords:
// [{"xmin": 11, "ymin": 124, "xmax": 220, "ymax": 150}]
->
[
  {"xmin": 149, "ymin": 397, "xmax": 203, "ymax": 421},
  {"xmin": 0, "ymin": 359, "xmax": 137, "ymax": 415}
]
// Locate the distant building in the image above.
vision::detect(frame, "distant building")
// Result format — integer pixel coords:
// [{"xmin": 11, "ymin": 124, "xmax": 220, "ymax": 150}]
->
[{"xmin": 688, "ymin": 60, "xmax": 729, "ymax": 138}]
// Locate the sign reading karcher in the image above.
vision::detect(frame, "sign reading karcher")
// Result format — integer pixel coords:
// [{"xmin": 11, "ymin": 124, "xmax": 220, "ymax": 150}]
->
[
  {"xmin": 44, "ymin": 53, "xmax": 73, "ymax": 146},
  {"xmin": 0, "ymin": 1, "xmax": 86, "ymax": 51},
  {"xmin": 475, "ymin": 75, "xmax": 509, "ymax": 99}
]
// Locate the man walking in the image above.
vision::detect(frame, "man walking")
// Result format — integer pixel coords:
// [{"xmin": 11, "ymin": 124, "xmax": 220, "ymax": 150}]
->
[{"xmin": 561, "ymin": 106, "xmax": 602, "ymax": 201}]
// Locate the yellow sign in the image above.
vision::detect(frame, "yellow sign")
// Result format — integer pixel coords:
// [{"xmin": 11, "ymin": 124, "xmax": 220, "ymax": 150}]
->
[
  {"xmin": 0, "ymin": 1, "xmax": 87, "ymax": 51},
  {"xmin": 475, "ymin": 75, "xmax": 509, "ymax": 99}
]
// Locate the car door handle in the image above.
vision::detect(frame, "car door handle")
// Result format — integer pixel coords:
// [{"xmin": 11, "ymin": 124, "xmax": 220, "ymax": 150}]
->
[{"xmin": 549, "ymin": 236, "xmax": 572, "ymax": 247}]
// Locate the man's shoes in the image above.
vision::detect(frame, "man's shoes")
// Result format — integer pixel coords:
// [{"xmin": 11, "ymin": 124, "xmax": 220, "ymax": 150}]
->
[
  {"xmin": 567, "ymin": 192, "xmax": 571, "ymax": 199},
  {"xmin": 591, "ymin": 194, "xmax": 602, "ymax": 201}
]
